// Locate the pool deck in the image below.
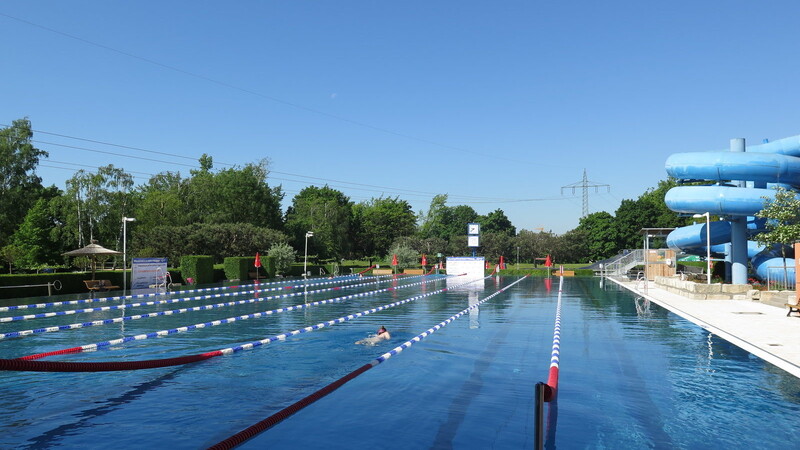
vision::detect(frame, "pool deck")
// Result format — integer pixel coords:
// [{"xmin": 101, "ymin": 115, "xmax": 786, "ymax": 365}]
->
[{"xmin": 609, "ymin": 277, "xmax": 800, "ymax": 379}]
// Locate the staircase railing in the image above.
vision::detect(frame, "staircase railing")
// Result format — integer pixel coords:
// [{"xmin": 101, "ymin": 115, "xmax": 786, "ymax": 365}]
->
[{"xmin": 604, "ymin": 249, "xmax": 644, "ymax": 278}]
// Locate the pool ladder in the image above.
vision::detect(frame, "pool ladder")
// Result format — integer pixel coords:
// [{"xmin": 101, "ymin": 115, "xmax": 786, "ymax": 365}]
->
[
  {"xmin": 153, "ymin": 268, "xmax": 173, "ymax": 292},
  {"xmin": 635, "ymin": 271, "xmax": 648, "ymax": 294}
]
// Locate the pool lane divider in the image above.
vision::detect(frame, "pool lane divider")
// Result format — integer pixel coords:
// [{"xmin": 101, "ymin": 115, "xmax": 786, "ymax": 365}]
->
[
  {"xmin": 0, "ymin": 275, "xmax": 403, "ymax": 322},
  {"xmin": 544, "ymin": 275, "xmax": 564, "ymax": 402},
  {"xmin": 207, "ymin": 275, "xmax": 529, "ymax": 449},
  {"xmin": 534, "ymin": 274, "xmax": 563, "ymax": 450},
  {"xmin": 17, "ymin": 274, "xmax": 455, "ymax": 360},
  {"xmin": 0, "ymin": 274, "xmax": 483, "ymax": 371},
  {"xmin": 2, "ymin": 274, "xmax": 447, "ymax": 342},
  {"xmin": 0, "ymin": 274, "xmax": 369, "ymax": 313}
]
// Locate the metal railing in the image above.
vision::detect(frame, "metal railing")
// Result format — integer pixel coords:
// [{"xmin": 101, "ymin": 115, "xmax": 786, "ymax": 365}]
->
[
  {"xmin": 604, "ymin": 249, "xmax": 644, "ymax": 277},
  {"xmin": 0, "ymin": 280, "xmax": 62, "ymax": 296},
  {"xmin": 765, "ymin": 265, "xmax": 794, "ymax": 291}
]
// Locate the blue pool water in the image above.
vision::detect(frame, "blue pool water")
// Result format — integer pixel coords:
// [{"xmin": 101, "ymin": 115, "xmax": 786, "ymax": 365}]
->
[{"xmin": 1, "ymin": 275, "xmax": 799, "ymax": 448}]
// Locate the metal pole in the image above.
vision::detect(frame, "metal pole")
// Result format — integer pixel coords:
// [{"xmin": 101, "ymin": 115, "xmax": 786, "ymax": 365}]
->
[
  {"xmin": 123, "ymin": 218, "xmax": 127, "ymax": 293},
  {"xmin": 644, "ymin": 234, "xmax": 649, "ymax": 282},
  {"xmin": 303, "ymin": 231, "xmax": 313, "ymax": 280},
  {"xmin": 122, "ymin": 217, "xmax": 135, "ymax": 293},
  {"xmin": 706, "ymin": 212, "xmax": 711, "ymax": 285},
  {"xmin": 534, "ymin": 382, "xmax": 545, "ymax": 450},
  {"xmin": 304, "ymin": 234, "xmax": 308, "ymax": 279}
]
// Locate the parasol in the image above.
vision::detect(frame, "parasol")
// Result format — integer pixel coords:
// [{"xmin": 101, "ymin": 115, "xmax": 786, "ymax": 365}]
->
[{"xmin": 63, "ymin": 240, "xmax": 121, "ymax": 280}]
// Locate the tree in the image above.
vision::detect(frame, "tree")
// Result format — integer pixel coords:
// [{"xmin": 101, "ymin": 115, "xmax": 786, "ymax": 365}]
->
[
  {"xmin": 615, "ymin": 178, "xmax": 689, "ymax": 250},
  {"xmin": 134, "ymin": 172, "xmax": 186, "ymax": 228},
  {"xmin": 480, "ymin": 231, "xmax": 514, "ymax": 262},
  {"xmin": 353, "ymin": 197, "xmax": 416, "ymax": 258},
  {"xmin": 755, "ymin": 186, "xmax": 800, "ymax": 281},
  {"xmin": 516, "ymin": 229, "xmax": 559, "ymax": 266},
  {"xmin": 386, "ymin": 243, "xmax": 418, "ymax": 270},
  {"xmin": 134, "ymin": 223, "xmax": 288, "ymax": 264},
  {"xmin": 576, "ymin": 211, "xmax": 618, "ymax": 261},
  {"xmin": 0, "ymin": 118, "xmax": 49, "ymax": 247},
  {"xmin": 418, "ymin": 194, "xmax": 450, "ymax": 240},
  {"xmin": 0, "ymin": 244, "xmax": 24, "ymax": 273},
  {"xmin": 446, "ymin": 205, "xmax": 479, "ymax": 237},
  {"xmin": 479, "ymin": 209, "xmax": 516, "ymax": 236},
  {"xmin": 64, "ymin": 165, "xmax": 135, "ymax": 250},
  {"xmin": 552, "ymin": 228, "xmax": 589, "ymax": 263},
  {"xmin": 193, "ymin": 160, "xmax": 284, "ymax": 228},
  {"xmin": 10, "ymin": 198, "xmax": 60, "ymax": 268},
  {"xmin": 285, "ymin": 186, "xmax": 353, "ymax": 260},
  {"xmin": 268, "ymin": 242, "xmax": 296, "ymax": 275}
]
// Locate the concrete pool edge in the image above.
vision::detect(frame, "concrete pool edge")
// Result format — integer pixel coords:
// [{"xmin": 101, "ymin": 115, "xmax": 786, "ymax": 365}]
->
[{"xmin": 608, "ymin": 277, "xmax": 800, "ymax": 380}]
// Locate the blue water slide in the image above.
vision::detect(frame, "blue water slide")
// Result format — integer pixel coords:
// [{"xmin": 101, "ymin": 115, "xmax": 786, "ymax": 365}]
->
[{"xmin": 664, "ymin": 136, "xmax": 800, "ymax": 284}]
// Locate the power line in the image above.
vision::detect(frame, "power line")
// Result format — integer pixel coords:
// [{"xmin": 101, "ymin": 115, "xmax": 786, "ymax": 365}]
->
[
  {"xmin": 0, "ymin": 12, "xmax": 555, "ymax": 167},
  {"xmin": 34, "ymin": 140, "xmax": 199, "ymax": 168},
  {"xmin": 560, "ymin": 169, "xmax": 611, "ymax": 217},
  {"xmin": 31, "ymin": 133, "xmax": 527, "ymax": 202}
]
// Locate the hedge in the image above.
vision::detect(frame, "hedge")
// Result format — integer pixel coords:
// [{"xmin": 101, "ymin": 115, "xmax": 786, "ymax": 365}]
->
[
  {"xmin": 0, "ymin": 271, "xmax": 126, "ymax": 300},
  {"xmin": 222, "ymin": 256, "xmax": 275, "ymax": 280},
  {"xmin": 180, "ymin": 255, "xmax": 214, "ymax": 285}
]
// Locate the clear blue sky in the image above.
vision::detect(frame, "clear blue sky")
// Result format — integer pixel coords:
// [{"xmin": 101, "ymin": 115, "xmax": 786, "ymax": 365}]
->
[{"xmin": 3, "ymin": 1, "xmax": 799, "ymax": 233}]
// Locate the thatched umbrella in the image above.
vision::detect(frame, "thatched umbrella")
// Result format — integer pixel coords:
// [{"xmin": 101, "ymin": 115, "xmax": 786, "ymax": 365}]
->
[{"xmin": 63, "ymin": 240, "xmax": 121, "ymax": 280}]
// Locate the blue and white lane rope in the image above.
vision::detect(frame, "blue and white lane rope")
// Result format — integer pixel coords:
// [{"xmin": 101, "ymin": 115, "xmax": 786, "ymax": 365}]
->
[
  {"xmin": 0, "ymin": 274, "xmax": 420, "ymax": 323},
  {"xmin": 4, "ymin": 274, "xmax": 448, "ymax": 342},
  {"xmin": 207, "ymin": 275, "xmax": 529, "ymax": 449},
  {"xmin": 0, "ymin": 275, "xmax": 370, "ymax": 314},
  {"xmin": 214, "ymin": 275, "xmax": 489, "ymax": 356},
  {"xmin": 371, "ymin": 275, "xmax": 529, "ymax": 364},
  {"xmin": 544, "ymin": 275, "xmax": 564, "ymax": 402},
  {"xmin": 19, "ymin": 275, "xmax": 459, "ymax": 359}
]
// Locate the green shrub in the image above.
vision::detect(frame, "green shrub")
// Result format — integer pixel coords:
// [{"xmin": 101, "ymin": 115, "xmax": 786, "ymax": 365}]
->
[
  {"xmin": 180, "ymin": 255, "xmax": 214, "ymax": 285},
  {"xmin": 224, "ymin": 256, "xmax": 253, "ymax": 281},
  {"xmin": 0, "ymin": 271, "xmax": 126, "ymax": 300},
  {"xmin": 262, "ymin": 256, "xmax": 276, "ymax": 278},
  {"xmin": 268, "ymin": 243, "xmax": 296, "ymax": 275}
]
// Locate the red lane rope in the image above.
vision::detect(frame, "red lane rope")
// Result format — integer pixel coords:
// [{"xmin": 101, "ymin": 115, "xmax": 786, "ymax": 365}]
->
[
  {"xmin": 208, "ymin": 363, "xmax": 374, "ymax": 449},
  {"xmin": 357, "ymin": 265, "xmax": 375, "ymax": 275},
  {"xmin": 0, "ymin": 351, "xmax": 222, "ymax": 372},
  {"xmin": 19, "ymin": 346, "xmax": 84, "ymax": 360},
  {"xmin": 208, "ymin": 275, "xmax": 526, "ymax": 449}
]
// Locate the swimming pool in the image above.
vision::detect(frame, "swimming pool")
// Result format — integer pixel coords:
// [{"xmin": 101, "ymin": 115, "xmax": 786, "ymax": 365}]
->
[{"xmin": 1, "ymin": 275, "xmax": 798, "ymax": 448}]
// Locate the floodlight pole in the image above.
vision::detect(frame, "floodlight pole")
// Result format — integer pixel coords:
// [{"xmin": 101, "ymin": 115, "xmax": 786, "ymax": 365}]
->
[
  {"xmin": 122, "ymin": 217, "xmax": 136, "ymax": 292},
  {"xmin": 304, "ymin": 231, "xmax": 314, "ymax": 280}
]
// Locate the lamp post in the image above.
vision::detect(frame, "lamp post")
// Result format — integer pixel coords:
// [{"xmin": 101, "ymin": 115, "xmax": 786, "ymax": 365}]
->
[
  {"xmin": 516, "ymin": 246, "xmax": 520, "ymax": 270},
  {"xmin": 303, "ymin": 231, "xmax": 314, "ymax": 279},
  {"xmin": 122, "ymin": 217, "xmax": 136, "ymax": 292},
  {"xmin": 693, "ymin": 212, "xmax": 712, "ymax": 284},
  {"xmin": 644, "ymin": 233, "xmax": 654, "ymax": 282}
]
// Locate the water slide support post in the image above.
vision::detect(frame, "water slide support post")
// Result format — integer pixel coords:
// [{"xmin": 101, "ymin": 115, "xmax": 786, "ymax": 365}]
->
[{"xmin": 730, "ymin": 138, "xmax": 748, "ymax": 285}]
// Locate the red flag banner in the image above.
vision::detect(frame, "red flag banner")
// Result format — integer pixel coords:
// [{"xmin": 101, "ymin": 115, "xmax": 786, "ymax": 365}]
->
[
  {"xmin": 254, "ymin": 252, "xmax": 262, "ymax": 268},
  {"xmin": 391, "ymin": 254, "xmax": 398, "ymax": 266},
  {"xmin": 544, "ymin": 254, "xmax": 553, "ymax": 267},
  {"xmin": 421, "ymin": 254, "xmax": 427, "ymax": 266}
]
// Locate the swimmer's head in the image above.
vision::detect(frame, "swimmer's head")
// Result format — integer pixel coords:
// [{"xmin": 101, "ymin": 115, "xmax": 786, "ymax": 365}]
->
[{"xmin": 377, "ymin": 326, "xmax": 387, "ymax": 334}]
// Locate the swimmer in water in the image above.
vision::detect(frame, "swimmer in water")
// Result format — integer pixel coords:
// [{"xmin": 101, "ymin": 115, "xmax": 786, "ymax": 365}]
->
[{"xmin": 355, "ymin": 326, "xmax": 391, "ymax": 345}]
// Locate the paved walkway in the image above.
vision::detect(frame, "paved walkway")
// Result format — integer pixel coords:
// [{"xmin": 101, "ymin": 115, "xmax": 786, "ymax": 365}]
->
[{"xmin": 609, "ymin": 277, "xmax": 800, "ymax": 379}]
